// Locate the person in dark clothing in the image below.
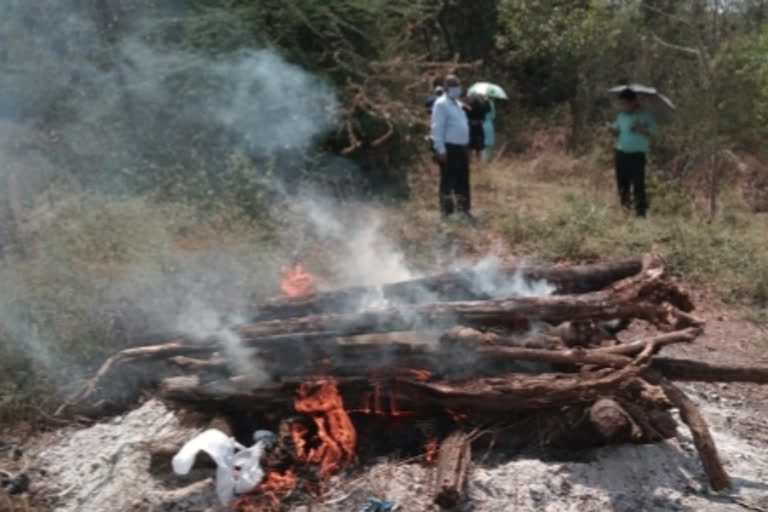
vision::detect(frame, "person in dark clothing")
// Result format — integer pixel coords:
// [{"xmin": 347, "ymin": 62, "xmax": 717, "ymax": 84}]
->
[
  {"xmin": 431, "ymin": 74, "xmax": 472, "ymax": 218},
  {"xmin": 610, "ymin": 89, "xmax": 658, "ymax": 217},
  {"xmin": 465, "ymin": 94, "xmax": 490, "ymax": 160},
  {"xmin": 425, "ymin": 85, "xmax": 444, "ymax": 113}
]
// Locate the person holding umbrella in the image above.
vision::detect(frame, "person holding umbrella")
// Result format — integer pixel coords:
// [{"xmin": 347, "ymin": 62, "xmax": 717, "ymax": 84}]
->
[
  {"xmin": 466, "ymin": 93, "xmax": 491, "ymax": 161},
  {"xmin": 609, "ymin": 87, "xmax": 660, "ymax": 217},
  {"xmin": 482, "ymin": 98, "xmax": 496, "ymax": 162},
  {"xmin": 468, "ymin": 82, "xmax": 508, "ymax": 161}
]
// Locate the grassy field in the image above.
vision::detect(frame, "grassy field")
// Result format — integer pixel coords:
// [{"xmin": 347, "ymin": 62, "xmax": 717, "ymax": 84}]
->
[{"xmin": 388, "ymin": 148, "xmax": 768, "ymax": 313}]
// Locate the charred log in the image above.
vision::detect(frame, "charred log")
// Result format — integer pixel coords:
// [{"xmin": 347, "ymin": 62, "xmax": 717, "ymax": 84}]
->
[
  {"xmin": 395, "ymin": 367, "xmax": 643, "ymax": 412},
  {"xmin": 615, "ymin": 398, "xmax": 677, "ymax": 443},
  {"xmin": 253, "ymin": 258, "xmax": 645, "ymax": 321},
  {"xmin": 236, "ymin": 292, "xmax": 697, "ymax": 344},
  {"xmin": 55, "ymin": 340, "xmax": 215, "ymax": 415},
  {"xmin": 433, "ymin": 431, "xmax": 472, "ymax": 509}
]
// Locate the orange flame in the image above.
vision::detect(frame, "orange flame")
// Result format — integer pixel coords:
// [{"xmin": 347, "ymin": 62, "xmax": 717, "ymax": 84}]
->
[
  {"xmin": 425, "ymin": 437, "xmax": 439, "ymax": 464},
  {"xmin": 280, "ymin": 263, "xmax": 317, "ymax": 297},
  {"xmin": 401, "ymin": 368, "xmax": 432, "ymax": 381},
  {"xmin": 354, "ymin": 384, "xmax": 413, "ymax": 417},
  {"xmin": 257, "ymin": 469, "xmax": 298, "ymax": 493},
  {"xmin": 233, "ymin": 469, "xmax": 296, "ymax": 512},
  {"xmin": 293, "ymin": 379, "xmax": 357, "ymax": 479}
]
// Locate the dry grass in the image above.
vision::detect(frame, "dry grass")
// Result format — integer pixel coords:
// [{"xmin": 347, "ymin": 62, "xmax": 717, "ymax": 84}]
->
[{"xmin": 385, "ymin": 148, "xmax": 768, "ymax": 314}]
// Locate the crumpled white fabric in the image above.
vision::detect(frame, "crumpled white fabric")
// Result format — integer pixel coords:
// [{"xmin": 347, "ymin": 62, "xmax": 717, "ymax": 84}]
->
[{"xmin": 171, "ymin": 428, "xmax": 267, "ymax": 505}]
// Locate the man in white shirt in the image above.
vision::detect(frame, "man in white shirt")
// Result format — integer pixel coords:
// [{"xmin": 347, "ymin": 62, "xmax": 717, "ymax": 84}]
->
[{"xmin": 431, "ymin": 74, "xmax": 471, "ymax": 217}]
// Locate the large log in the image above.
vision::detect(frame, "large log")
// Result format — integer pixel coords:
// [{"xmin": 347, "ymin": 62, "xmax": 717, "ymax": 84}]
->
[
  {"xmin": 650, "ymin": 358, "xmax": 768, "ymax": 384},
  {"xmin": 235, "ymin": 279, "xmax": 696, "ymax": 343},
  {"xmin": 161, "ymin": 366, "xmax": 652, "ymax": 414},
  {"xmin": 394, "ymin": 367, "xmax": 644, "ymax": 412},
  {"xmin": 172, "ymin": 331, "xmax": 721, "ymax": 383},
  {"xmin": 252, "ymin": 258, "xmax": 645, "ymax": 321},
  {"xmin": 64, "ymin": 328, "xmax": 707, "ymax": 414},
  {"xmin": 433, "ymin": 431, "xmax": 472, "ymax": 509}
]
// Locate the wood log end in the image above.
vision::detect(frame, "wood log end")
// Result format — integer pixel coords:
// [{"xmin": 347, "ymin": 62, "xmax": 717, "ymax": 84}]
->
[
  {"xmin": 589, "ymin": 399, "xmax": 642, "ymax": 443},
  {"xmin": 434, "ymin": 431, "xmax": 472, "ymax": 509}
]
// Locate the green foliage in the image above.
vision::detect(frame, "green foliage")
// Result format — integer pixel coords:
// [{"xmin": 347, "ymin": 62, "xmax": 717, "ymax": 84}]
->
[
  {"xmin": 495, "ymin": 0, "xmax": 641, "ymax": 147},
  {"xmin": 712, "ymin": 26, "xmax": 768, "ymax": 157}
]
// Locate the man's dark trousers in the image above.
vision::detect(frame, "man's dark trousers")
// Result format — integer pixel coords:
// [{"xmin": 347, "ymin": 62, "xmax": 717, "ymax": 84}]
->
[
  {"xmin": 439, "ymin": 143, "xmax": 471, "ymax": 216},
  {"xmin": 615, "ymin": 150, "xmax": 647, "ymax": 217}
]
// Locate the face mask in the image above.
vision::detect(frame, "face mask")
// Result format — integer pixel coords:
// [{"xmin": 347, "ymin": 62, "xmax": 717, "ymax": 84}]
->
[{"xmin": 447, "ymin": 86, "xmax": 462, "ymax": 99}]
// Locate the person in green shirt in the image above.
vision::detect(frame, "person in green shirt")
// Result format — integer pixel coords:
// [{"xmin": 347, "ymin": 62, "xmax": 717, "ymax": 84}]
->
[{"xmin": 611, "ymin": 89, "xmax": 658, "ymax": 217}]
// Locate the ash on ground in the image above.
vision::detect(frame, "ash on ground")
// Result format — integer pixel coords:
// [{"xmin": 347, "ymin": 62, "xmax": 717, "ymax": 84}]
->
[{"xmin": 20, "ymin": 392, "xmax": 768, "ymax": 512}]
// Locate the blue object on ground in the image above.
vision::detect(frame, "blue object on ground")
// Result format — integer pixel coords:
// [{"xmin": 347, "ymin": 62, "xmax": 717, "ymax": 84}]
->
[{"xmin": 358, "ymin": 496, "xmax": 396, "ymax": 512}]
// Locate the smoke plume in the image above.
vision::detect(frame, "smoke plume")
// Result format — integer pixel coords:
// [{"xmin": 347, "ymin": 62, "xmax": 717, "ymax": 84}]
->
[{"xmin": 0, "ymin": 1, "xmax": 339, "ymax": 385}]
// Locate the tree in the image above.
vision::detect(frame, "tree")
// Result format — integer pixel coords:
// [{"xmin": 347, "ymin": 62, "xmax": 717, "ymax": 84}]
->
[{"xmin": 495, "ymin": 0, "xmax": 641, "ymax": 147}]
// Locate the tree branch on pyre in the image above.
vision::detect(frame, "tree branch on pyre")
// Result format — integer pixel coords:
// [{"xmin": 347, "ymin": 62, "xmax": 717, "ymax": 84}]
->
[{"xmin": 56, "ymin": 251, "xmax": 768, "ymax": 509}]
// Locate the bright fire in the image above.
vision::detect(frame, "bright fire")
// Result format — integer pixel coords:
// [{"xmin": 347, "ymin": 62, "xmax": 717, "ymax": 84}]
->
[
  {"xmin": 280, "ymin": 263, "xmax": 317, "ymax": 297},
  {"xmin": 235, "ymin": 380, "xmax": 356, "ymax": 510},
  {"xmin": 425, "ymin": 437, "xmax": 439, "ymax": 464},
  {"xmin": 234, "ymin": 469, "xmax": 297, "ymax": 511},
  {"xmin": 292, "ymin": 379, "xmax": 357, "ymax": 479}
]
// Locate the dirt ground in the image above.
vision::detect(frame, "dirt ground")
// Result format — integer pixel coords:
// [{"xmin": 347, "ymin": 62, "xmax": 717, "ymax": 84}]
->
[{"xmin": 2, "ymin": 292, "xmax": 767, "ymax": 512}]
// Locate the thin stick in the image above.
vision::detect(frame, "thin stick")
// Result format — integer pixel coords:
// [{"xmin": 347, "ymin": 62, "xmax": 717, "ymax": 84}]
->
[{"xmin": 55, "ymin": 340, "xmax": 214, "ymax": 416}]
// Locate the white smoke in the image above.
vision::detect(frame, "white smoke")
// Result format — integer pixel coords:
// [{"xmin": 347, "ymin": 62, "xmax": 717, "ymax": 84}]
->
[
  {"xmin": 0, "ymin": 3, "xmax": 340, "ymax": 384},
  {"xmin": 113, "ymin": 39, "xmax": 339, "ymax": 155},
  {"xmin": 466, "ymin": 253, "xmax": 556, "ymax": 299},
  {"xmin": 292, "ymin": 197, "xmax": 417, "ymax": 287}
]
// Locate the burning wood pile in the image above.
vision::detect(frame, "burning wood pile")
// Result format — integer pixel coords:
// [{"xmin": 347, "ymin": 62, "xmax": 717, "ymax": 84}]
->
[{"xmin": 58, "ymin": 252, "xmax": 768, "ymax": 511}]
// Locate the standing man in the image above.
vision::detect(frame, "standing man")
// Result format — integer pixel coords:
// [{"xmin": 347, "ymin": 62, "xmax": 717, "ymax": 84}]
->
[
  {"xmin": 611, "ymin": 89, "xmax": 658, "ymax": 217},
  {"xmin": 431, "ymin": 74, "xmax": 471, "ymax": 218}
]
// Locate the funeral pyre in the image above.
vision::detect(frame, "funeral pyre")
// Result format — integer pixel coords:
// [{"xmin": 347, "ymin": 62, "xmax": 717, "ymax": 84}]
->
[{"xmin": 55, "ymin": 252, "xmax": 768, "ymax": 511}]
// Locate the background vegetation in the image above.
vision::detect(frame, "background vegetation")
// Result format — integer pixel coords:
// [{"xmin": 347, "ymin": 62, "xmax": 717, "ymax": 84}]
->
[{"xmin": 1, "ymin": 0, "xmax": 768, "ymax": 421}]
